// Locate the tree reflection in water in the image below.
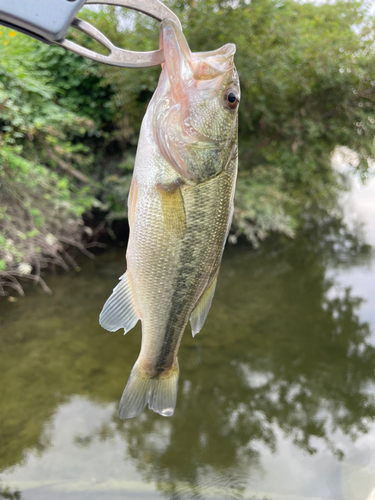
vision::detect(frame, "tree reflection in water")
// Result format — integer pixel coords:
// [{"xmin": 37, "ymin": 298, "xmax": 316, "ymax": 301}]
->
[{"xmin": 0, "ymin": 210, "xmax": 374, "ymax": 499}]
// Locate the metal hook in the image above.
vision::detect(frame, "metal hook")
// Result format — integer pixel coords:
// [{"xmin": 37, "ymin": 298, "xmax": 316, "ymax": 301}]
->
[{"xmin": 56, "ymin": 0, "xmax": 182, "ymax": 68}]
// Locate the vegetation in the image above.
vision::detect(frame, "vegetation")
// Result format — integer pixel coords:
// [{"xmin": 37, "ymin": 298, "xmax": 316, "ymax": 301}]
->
[
  {"xmin": 0, "ymin": 485, "xmax": 20, "ymax": 500},
  {"xmin": 0, "ymin": 0, "xmax": 375, "ymax": 291},
  {"xmin": 0, "ymin": 30, "xmax": 96, "ymax": 293}
]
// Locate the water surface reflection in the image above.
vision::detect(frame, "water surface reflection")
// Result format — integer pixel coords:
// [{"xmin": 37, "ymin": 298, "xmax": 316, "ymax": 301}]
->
[{"xmin": 1, "ymin": 209, "xmax": 375, "ymax": 500}]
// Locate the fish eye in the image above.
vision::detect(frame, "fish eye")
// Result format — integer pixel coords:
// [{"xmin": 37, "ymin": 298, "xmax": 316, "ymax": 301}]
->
[{"xmin": 224, "ymin": 88, "xmax": 239, "ymax": 110}]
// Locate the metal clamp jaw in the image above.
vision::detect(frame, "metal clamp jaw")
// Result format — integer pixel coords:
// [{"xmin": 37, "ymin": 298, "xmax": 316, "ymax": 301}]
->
[
  {"xmin": 0, "ymin": 0, "xmax": 181, "ymax": 68},
  {"xmin": 57, "ymin": 0, "xmax": 182, "ymax": 68}
]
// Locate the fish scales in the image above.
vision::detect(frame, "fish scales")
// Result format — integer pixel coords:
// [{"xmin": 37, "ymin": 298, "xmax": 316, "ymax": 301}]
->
[
  {"xmin": 99, "ymin": 18, "xmax": 240, "ymax": 418},
  {"xmin": 128, "ymin": 118, "xmax": 237, "ymax": 371},
  {"xmin": 148, "ymin": 164, "xmax": 237, "ymax": 375}
]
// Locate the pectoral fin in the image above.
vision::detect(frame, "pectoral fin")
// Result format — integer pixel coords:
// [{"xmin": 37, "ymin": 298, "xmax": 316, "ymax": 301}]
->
[
  {"xmin": 99, "ymin": 272, "xmax": 140, "ymax": 333},
  {"xmin": 190, "ymin": 271, "xmax": 219, "ymax": 337},
  {"xmin": 157, "ymin": 180, "xmax": 186, "ymax": 237}
]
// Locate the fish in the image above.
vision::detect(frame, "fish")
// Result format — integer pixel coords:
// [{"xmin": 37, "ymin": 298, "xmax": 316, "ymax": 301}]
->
[{"xmin": 99, "ymin": 18, "xmax": 240, "ymax": 419}]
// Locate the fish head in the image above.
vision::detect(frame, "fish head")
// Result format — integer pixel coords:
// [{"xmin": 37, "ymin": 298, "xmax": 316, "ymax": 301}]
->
[{"xmin": 153, "ymin": 18, "xmax": 240, "ymax": 182}]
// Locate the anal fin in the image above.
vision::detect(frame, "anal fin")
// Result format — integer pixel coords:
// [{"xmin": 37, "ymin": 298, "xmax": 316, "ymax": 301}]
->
[
  {"xmin": 190, "ymin": 270, "xmax": 219, "ymax": 337},
  {"xmin": 99, "ymin": 272, "xmax": 139, "ymax": 333}
]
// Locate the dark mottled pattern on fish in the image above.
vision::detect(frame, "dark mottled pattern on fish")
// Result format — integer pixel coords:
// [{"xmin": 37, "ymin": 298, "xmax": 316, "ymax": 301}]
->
[{"xmin": 152, "ymin": 154, "xmax": 237, "ymax": 376}]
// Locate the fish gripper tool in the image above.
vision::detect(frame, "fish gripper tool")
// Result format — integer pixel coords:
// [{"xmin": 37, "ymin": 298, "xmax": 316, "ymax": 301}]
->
[{"xmin": 0, "ymin": 0, "xmax": 182, "ymax": 68}]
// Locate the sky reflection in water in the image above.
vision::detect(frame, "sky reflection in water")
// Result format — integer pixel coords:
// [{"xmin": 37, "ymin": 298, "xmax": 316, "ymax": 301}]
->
[{"xmin": 1, "ymin": 176, "xmax": 375, "ymax": 500}]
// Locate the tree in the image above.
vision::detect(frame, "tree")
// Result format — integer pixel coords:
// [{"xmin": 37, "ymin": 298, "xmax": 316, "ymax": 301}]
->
[
  {"xmin": 91, "ymin": 0, "xmax": 375, "ymax": 243},
  {"xmin": 0, "ymin": 28, "xmax": 96, "ymax": 292},
  {"xmin": 1, "ymin": 0, "xmax": 375, "ymax": 289}
]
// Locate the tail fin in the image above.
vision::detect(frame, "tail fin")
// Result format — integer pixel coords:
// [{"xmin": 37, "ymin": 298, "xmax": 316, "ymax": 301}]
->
[{"xmin": 119, "ymin": 361, "xmax": 179, "ymax": 419}]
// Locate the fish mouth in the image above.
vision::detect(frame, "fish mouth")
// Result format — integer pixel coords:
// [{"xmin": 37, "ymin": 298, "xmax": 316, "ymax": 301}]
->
[
  {"xmin": 194, "ymin": 43, "xmax": 237, "ymax": 61},
  {"xmin": 153, "ymin": 18, "xmax": 239, "ymax": 179},
  {"xmin": 160, "ymin": 18, "xmax": 236, "ymax": 84}
]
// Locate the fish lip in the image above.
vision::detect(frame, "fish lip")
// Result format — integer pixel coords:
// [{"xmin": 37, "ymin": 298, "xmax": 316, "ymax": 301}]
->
[
  {"xmin": 194, "ymin": 43, "xmax": 237, "ymax": 60},
  {"xmin": 161, "ymin": 18, "xmax": 236, "ymax": 64},
  {"xmin": 161, "ymin": 17, "xmax": 191, "ymax": 60}
]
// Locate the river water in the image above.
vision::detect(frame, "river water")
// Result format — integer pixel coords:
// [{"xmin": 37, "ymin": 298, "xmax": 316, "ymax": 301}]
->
[{"xmin": 1, "ymin": 174, "xmax": 375, "ymax": 500}]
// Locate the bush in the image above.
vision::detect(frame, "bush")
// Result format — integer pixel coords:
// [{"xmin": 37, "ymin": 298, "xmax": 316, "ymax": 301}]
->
[
  {"xmin": 0, "ymin": 28, "xmax": 95, "ymax": 292},
  {"xmin": 89, "ymin": 0, "xmax": 375, "ymax": 241},
  {"xmin": 1, "ymin": 0, "xmax": 375, "ymax": 291}
]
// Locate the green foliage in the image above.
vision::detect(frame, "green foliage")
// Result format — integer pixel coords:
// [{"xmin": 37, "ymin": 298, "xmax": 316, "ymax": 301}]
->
[
  {"xmin": 0, "ymin": 142, "xmax": 93, "ymax": 271},
  {"xmin": 78, "ymin": 7, "xmax": 164, "ymax": 145},
  {"xmin": 180, "ymin": 0, "xmax": 375, "ymax": 238},
  {"xmin": 0, "ymin": 28, "xmax": 95, "ymax": 276},
  {"xmin": 234, "ymin": 166, "xmax": 296, "ymax": 246},
  {"xmin": 1, "ymin": 0, "xmax": 375, "ymax": 280},
  {"xmin": 86, "ymin": 0, "xmax": 375, "ymax": 241},
  {"xmin": 33, "ymin": 43, "xmax": 114, "ymax": 125},
  {"xmin": 0, "ymin": 484, "xmax": 21, "ymax": 500}
]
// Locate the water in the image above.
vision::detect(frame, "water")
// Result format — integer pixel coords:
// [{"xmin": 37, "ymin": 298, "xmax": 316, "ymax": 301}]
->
[{"xmin": 1, "ymin": 177, "xmax": 375, "ymax": 500}]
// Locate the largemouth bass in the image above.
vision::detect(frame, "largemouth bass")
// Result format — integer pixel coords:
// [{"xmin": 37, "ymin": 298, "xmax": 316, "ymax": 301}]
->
[{"xmin": 100, "ymin": 18, "xmax": 240, "ymax": 419}]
